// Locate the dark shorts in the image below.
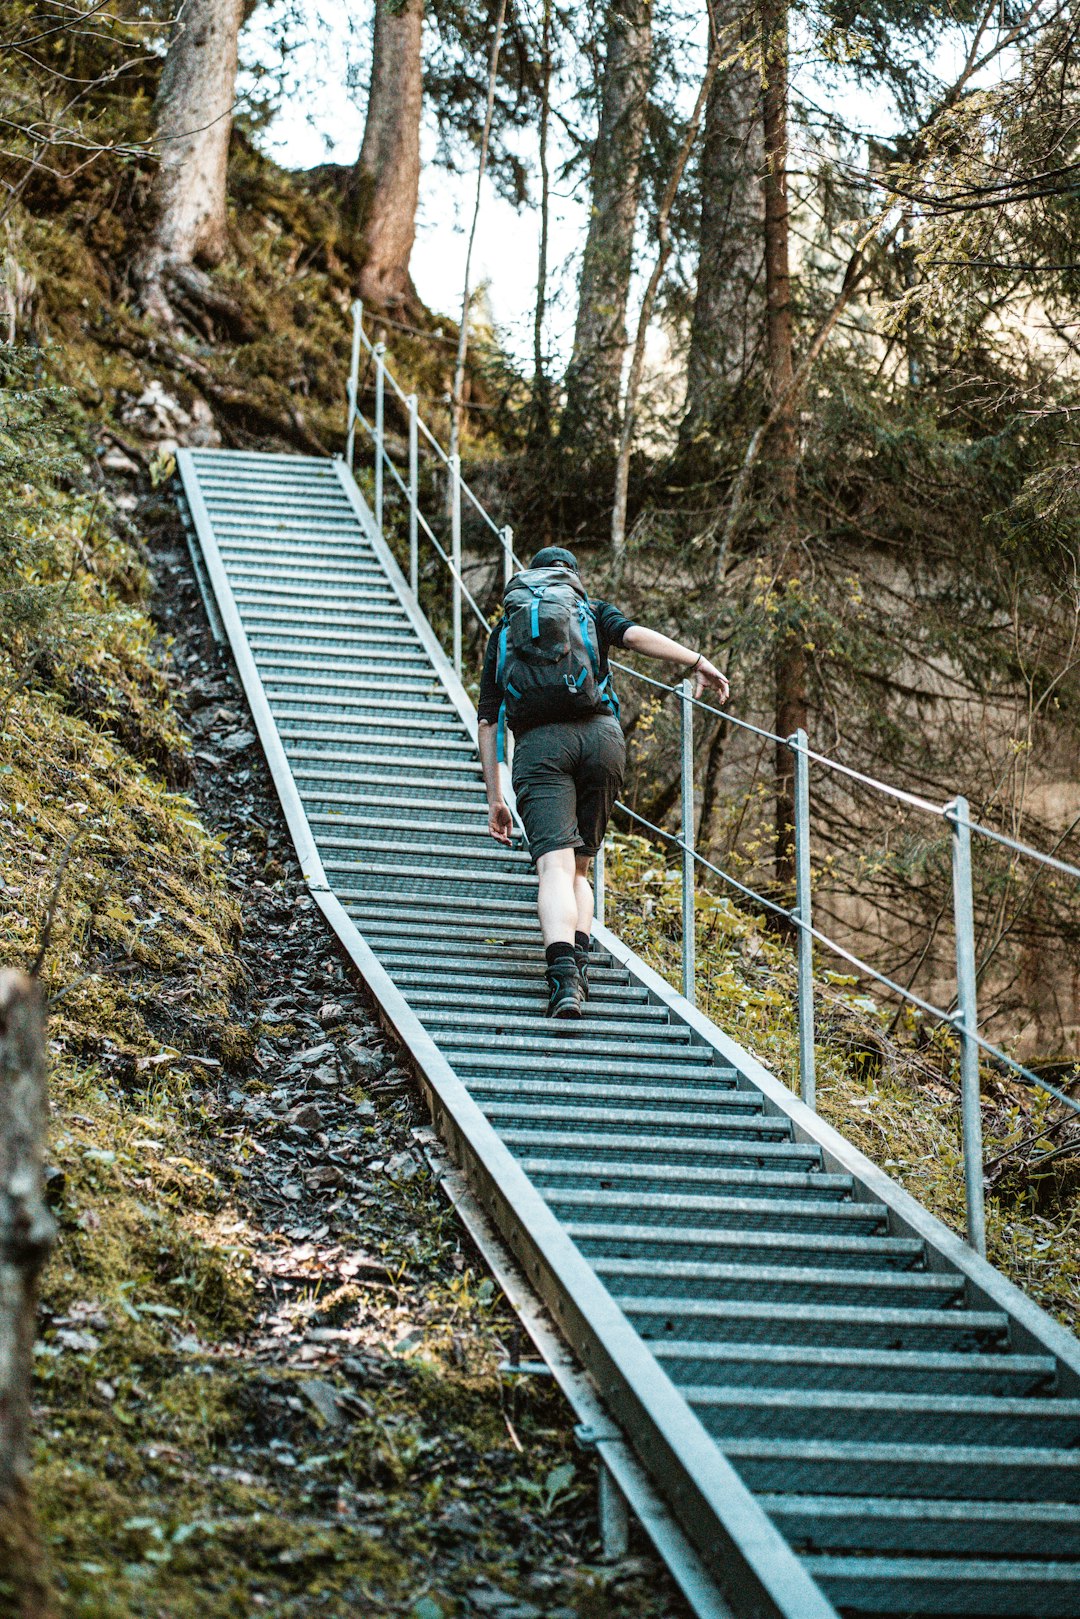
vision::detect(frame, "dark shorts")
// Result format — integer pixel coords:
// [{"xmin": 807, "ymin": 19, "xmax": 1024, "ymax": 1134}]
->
[{"xmin": 511, "ymin": 714, "xmax": 626, "ymax": 864}]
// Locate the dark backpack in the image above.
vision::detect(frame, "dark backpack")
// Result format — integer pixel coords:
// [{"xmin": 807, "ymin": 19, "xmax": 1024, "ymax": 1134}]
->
[{"xmin": 495, "ymin": 566, "xmax": 618, "ymax": 739}]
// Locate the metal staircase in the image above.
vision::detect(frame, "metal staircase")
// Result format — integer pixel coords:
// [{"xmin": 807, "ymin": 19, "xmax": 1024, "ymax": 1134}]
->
[{"xmin": 178, "ymin": 444, "xmax": 1080, "ymax": 1619}]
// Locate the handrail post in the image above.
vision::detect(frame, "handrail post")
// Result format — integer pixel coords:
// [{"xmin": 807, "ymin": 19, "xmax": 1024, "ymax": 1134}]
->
[
  {"xmin": 346, "ymin": 300, "xmax": 363, "ymax": 469},
  {"xmin": 407, "ymin": 392, "xmax": 419, "ymax": 595},
  {"xmin": 593, "ymin": 844, "xmax": 606, "ymax": 930},
  {"xmin": 373, "ymin": 341, "xmax": 386, "ymax": 535},
  {"xmin": 790, "ymin": 728, "xmax": 817, "ymax": 1111},
  {"xmin": 501, "ymin": 524, "xmax": 514, "ymax": 589},
  {"xmin": 449, "ymin": 452, "xmax": 462, "ymax": 677},
  {"xmin": 948, "ymin": 794, "xmax": 987, "ymax": 1256},
  {"xmin": 680, "ymin": 678, "xmax": 696, "ymax": 1005}
]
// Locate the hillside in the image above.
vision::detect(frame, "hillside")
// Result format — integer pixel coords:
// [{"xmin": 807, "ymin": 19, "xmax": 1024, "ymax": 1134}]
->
[{"xmin": 1, "ymin": 89, "xmax": 1078, "ymax": 1619}]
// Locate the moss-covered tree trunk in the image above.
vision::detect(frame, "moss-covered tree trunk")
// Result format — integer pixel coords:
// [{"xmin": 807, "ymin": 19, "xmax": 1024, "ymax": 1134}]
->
[
  {"xmin": 354, "ymin": 0, "xmax": 424, "ymax": 313},
  {"xmin": 561, "ymin": 0, "xmax": 652, "ymax": 456},
  {"xmin": 682, "ymin": 4, "xmax": 764, "ymax": 441},
  {"xmin": 0, "ymin": 971, "xmax": 55, "ymax": 1619},
  {"xmin": 760, "ymin": 0, "xmax": 804, "ymax": 889},
  {"xmin": 133, "ymin": 0, "xmax": 245, "ymax": 324}
]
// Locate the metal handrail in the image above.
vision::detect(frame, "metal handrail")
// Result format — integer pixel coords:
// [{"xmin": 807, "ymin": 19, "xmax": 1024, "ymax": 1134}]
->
[{"xmin": 345, "ymin": 299, "xmax": 1080, "ymax": 1257}]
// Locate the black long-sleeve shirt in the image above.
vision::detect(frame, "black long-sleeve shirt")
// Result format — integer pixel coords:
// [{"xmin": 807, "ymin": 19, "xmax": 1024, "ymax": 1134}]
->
[{"xmin": 476, "ymin": 599, "xmax": 635, "ymax": 736}]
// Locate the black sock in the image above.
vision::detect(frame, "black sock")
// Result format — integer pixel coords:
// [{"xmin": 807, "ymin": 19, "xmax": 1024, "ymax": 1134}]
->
[
  {"xmin": 545, "ymin": 941, "xmax": 575, "ymax": 967},
  {"xmin": 575, "ymin": 930, "xmax": 591, "ymax": 954}
]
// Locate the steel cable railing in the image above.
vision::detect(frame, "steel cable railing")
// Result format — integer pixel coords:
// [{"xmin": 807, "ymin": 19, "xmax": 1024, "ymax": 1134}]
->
[{"xmin": 344, "ymin": 299, "xmax": 1080, "ymax": 1257}]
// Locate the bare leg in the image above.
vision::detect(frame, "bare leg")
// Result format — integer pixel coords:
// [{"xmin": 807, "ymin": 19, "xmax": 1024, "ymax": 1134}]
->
[
  {"xmin": 574, "ymin": 852, "xmax": 594, "ymax": 938},
  {"xmin": 535, "ymin": 848, "xmax": 578, "ymax": 946}
]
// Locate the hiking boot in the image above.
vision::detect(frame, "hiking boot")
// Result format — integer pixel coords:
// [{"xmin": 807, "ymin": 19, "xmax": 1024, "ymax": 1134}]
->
[
  {"xmin": 546, "ymin": 957, "xmax": 586, "ymax": 1019},
  {"xmin": 574, "ymin": 944, "xmax": 591, "ymax": 998}
]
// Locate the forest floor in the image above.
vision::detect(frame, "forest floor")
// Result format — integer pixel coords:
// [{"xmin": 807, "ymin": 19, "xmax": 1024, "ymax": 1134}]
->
[{"xmin": 15, "ymin": 481, "xmax": 687, "ymax": 1619}]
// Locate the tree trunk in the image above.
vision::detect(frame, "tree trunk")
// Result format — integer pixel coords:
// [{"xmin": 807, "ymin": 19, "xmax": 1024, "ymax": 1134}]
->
[
  {"xmin": 134, "ymin": 0, "xmax": 245, "ymax": 324},
  {"xmin": 611, "ymin": 20, "xmax": 721, "ymax": 578},
  {"xmin": 354, "ymin": 0, "xmax": 424, "ymax": 313},
  {"xmin": 759, "ymin": 0, "xmax": 804, "ymax": 891},
  {"xmin": 448, "ymin": 0, "xmax": 507, "ymax": 466},
  {"xmin": 0, "ymin": 972, "xmax": 56, "ymax": 1619},
  {"xmin": 682, "ymin": 7, "xmax": 764, "ymax": 441},
  {"xmin": 560, "ymin": 0, "xmax": 652, "ymax": 455},
  {"xmin": 530, "ymin": 0, "xmax": 554, "ymax": 454}
]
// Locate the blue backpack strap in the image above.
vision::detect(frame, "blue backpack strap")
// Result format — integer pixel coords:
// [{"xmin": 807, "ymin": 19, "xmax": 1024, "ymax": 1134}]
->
[
  {"xmin": 599, "ymin": 672, "xmax": 620, "ymax": 719},
  {"xmin": 530, "ymin": 582, "xmax": 548, "ymax": 641},
  {"xmin": 578, "ymin": 599, "xmax": 601, "ymax": 677},
  {"xmin": 495, "ymin": 623, "xmax": 508, "ymax": 686},
  {"xmin": 496, "ymin": 700, "xmax": 508, "ymax": 763}
]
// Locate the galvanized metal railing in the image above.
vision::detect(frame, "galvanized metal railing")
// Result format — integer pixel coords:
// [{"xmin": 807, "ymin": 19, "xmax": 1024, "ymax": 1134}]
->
[{"xmin": 345, "ymin": 299, "xmax": 1080, "ymax": 1259}]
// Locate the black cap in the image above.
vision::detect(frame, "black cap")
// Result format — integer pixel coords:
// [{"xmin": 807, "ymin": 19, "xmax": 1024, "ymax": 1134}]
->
[{"xmin": 531, "ymin": 545, "xmax": 579, "ymax": 572}]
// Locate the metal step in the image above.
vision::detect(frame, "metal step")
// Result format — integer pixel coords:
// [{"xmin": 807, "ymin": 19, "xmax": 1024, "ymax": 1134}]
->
[
  {"xmin": 802, "ymin": 1553, "xmax": 1080, "ymax": 1618},
  {"xmin": 765, "ymin": 1492, "xmax": 1080, "ymax": 1555},
  {"xmin": 568, "ymin": 1223, "xmax": 924, "ymax": 1272},
  {"xmin": 652, "ymin": 1342, "xmax": 1056, "ymax": 1397},
  {"xmin": 465, "ymin": 1077, "xmax": 744, "ymax": 1108},
  {"xmin": 343, "ymin": 887, "xmax": 537, "ymax": 919},
  {"xmin": 544, "ymin": 1187, "xmax": 888, "ymax": 1236},
  {"xmin": 231, "ymin": 580, "xmax": 398, "ymax": 604},
  {"xmin": 456, "ymin": 1041, "xmax": 722, "ymax": 1074},
  {"xmin": 482, "ymin": 1103, "xmax": 790, "ymax": 1142},
  {"xmin": 397, "ymin": 976, "xmax": 645, "ymax": 1005},
  {"xmin": 721, "ymin": 1436, "xmax": 1080, "ymax": 1501},
  {"xmin": 271, "ymin": 695, "xmax": 461, "ymax": 723},
  {"xmin": 282, "ymin": 730, "xmax": 478, "ymax": 759},
  {"xmin": 433, "ymin": 1019, "xmax": 696, "ymax": 1052},
  {"xmin": 623, "ymin": 1297, "xmax": 1009, "ymax": 1351},
  {"xmin": 687, "ymin": 1383, "xmax": 1080, "ymax": 1448},
  {"xmin": 602, "ymin": 1257, "xmax": 961, "ymax": 1309},
  {"xmin": 525, "ymin": 1159, "xmax": 855, "ymax": 1202},
  {"xmin": 296, "ymin": 771, "xmax": 485, "ymax": 800},
  {"xmin": 498, "ymin": 1127, "xmax": 820, "ymax": 1170},
  {"xmin": 261, "ymin": 673, "xmax": 450, "ymax": 702}
]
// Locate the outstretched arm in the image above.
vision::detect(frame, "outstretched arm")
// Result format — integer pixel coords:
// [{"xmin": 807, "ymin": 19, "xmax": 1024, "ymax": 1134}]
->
[
  {"xmin": 478, "ymin": 720, "xmax": 513, "ymax": 844},
  {"xmin": 622, "ymin": 625, "xmax": 730, "ymax": 704}
]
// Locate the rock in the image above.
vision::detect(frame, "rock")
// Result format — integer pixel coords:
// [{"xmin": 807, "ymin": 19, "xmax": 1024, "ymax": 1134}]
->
[
  {"xmin": 219, "ymin": 729, "xmax": 256, "ymax": 755},
  {"xmin": 387, "ymin": 1151, "xmax": 420, "ymax": 1181},
  {"xmin": 297, "ymin": 1042, "xmax": 335, "ymax": 1067},
  {"xmin": 353, "ymin": 1100, "xmax": 375, "ymax": 1122},
  {"xmin": 300, "ymin": 1378, "xmax": 344, "ymax": 1428},
  {"xmin": 318, "ymin": 1001, "xmax": 346, "ymax": 1026},
  {"xmin": 304, "ymin": 1165, "xmax": 345, "ymax": 1190},
  {"xmin": 101, "ymin": 446, "xmax": 141, "ymax": 475},
  {"xmin": 286, "ymin": 1102, "xmax": 323, "ymax": 1129},
  {"xmin": 340, "ymin": 1040, "xmax": 386, "ymax": 1081},
  {"xmin": 305, "ymin": 1063, "xmax": 340, "ymax": 1089}
]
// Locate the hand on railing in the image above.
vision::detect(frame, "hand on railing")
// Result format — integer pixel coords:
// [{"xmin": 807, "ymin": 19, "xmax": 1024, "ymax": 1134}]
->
[{"xmin": 693, "ymin": 655, "xmax": 729, "ymax": 703}]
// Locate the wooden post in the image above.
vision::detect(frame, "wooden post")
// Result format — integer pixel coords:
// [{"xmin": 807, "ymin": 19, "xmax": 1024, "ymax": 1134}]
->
[{"xmin": 0, "ymin": 970, "xmax": 56, "ymax": 1618}]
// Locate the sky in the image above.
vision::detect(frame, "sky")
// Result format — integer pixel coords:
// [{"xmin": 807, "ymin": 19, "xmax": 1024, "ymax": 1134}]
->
[{"xmin": 239, "ymin": 1, "xmax": 988, "ymax": 372}]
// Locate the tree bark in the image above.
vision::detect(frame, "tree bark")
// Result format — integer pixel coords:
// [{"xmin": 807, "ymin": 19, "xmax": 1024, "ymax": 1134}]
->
[
  {"xmin": 0, "ymin": 972, "xmax": 56, "ymax": 1619},
  {"xmin": 682, "ymin": 6, "xmax": 764, "ymax": 440},
  {"xmin": 611, "ymin": 22, "xmax": 721, "ymax": 576},
  {"xmin": 134, "ymin": 0, "xmax": 245, "ymax": 323},
  {"xmin": 759, "ymin": 0, "xmax": 804, "ymax": 891},
  {"xmin": 530, "ymin": 0, "xmax": 554, "ymax": 453},
  {"xmin": 561, "ymin": 0, "xmax": 652, "ymax": 455},
  {"xmin": 354, "ymin": 0, "xmax": 424, "ymax": 313},
  {"xmin": 448, "ymin": 0, "xmax": 508, "ymax": 466}
]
